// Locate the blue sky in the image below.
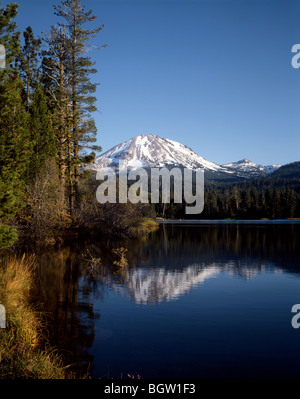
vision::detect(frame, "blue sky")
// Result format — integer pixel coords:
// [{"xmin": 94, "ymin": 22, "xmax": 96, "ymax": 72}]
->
[{"xmin": 3, "ymin": 0, "xmax": 300, "ymax": 165}]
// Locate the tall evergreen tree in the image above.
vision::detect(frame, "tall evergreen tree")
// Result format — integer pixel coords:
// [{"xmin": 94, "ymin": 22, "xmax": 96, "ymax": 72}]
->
[
  {"xmin": 53, "ymin": 0, "xmax": 103, "ymax": 212},
  {"xmin": 240, "ymin": 189, "xmax": 251, "ymax": 218},
  {"xmin": 28, "ymin": 85, "xmax": 56, "ymax": 180},
  {"xmin": 0, "ymin": 2, "xmax": 20, "ymax": 68},
  {"xmin": 230, "ymin": 186, "xmax": 241, "ymax": 217},
  {"xmin": 264, "ymin": 187, "xmax": 273, "ymax": 219},
  {"xmin": 272, "ymin": 189, "xmax": 281, "ymax": 219},
  {"xmin": 16, "ymin": 26, "xmax": 41, "ymax": 109},
  {"xmin": 42, "ymin": 25, "xmax": 70, "ymax": 208},
  {"xmin": 0, "ymin": 3, "xmax": 32, "ymax": 248},
  {"xmin": 250, "ymin": 188, "xmax": 259, "ymax": 218}
]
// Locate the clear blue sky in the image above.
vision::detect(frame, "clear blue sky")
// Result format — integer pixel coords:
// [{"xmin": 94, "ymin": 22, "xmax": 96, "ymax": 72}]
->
[{"xmin": 3, "ymin": 0, "xmax": 300, "ymax": 165}]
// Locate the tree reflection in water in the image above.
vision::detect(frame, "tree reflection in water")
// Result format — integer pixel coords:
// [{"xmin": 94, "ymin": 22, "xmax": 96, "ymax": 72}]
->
[{"xmin": 13, "ymin": 222, "xmax": 300, "ymax": 376}]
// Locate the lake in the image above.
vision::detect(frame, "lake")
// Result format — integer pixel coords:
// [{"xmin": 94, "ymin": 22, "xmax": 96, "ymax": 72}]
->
[{"xmin": 23, "ymin": 221, "xmax": 300, "ymax": 379}]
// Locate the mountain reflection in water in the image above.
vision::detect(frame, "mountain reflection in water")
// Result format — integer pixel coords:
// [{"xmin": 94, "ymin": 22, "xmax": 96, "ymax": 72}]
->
[{"xmin": 17, "ymin": 222, "xmax": 300, "ymax": 378}]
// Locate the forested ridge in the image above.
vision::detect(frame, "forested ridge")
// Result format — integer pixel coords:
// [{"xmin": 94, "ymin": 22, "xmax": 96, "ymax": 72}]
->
[{"xmin": 152, "ymin": 165, "xmax": 300, "ymax": 219}]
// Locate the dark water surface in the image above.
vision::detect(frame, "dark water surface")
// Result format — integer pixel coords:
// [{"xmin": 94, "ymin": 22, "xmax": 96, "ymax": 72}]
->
[{"xmin": 22, "ymin": 222, "xmax": 300, "ymax": 378}]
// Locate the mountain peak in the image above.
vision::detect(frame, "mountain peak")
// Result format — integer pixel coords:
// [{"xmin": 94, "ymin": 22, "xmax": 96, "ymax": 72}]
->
[
  {"xmin": 90, "ymin": 134, "xmax": 226, "ymax": 173},
  {"xmin": 86, "ymin": 135, "xmax": 281, "ymax": 180},
  {"xmin": 227, "ymin": 158, "xmax": 257, "ymax": 166},
  {"xmin": 222, "ymin": 158, "xmax": 281, "ymax": 176}
]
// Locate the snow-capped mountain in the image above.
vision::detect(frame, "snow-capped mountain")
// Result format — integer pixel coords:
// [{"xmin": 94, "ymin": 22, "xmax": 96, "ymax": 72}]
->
[
  {"xmin": 89, "ymin": 134, "xmax": 229, "ymax": 172},
  {"xmin": 86, "ymin": 134, "xmax": 281, "ymax": 180},
  {"xmin": 222, "ymin": 158, "xmax": 281, "ymax": 178}
]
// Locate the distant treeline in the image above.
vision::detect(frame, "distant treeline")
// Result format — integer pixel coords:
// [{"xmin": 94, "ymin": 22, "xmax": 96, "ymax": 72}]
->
[{"xmin": 152, "ymin": 175, "xmax": 300, "ymax": 219}]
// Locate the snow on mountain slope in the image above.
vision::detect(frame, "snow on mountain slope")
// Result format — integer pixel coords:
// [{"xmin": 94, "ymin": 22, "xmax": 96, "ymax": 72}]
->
[
  {"xmin": 222, "ymin": 158, "xmax": 281, "ymax": 177},
  {"xmin": 86, "ymin": 134, "xmax": 281, "ymax": 179},
  {"xmin": 223, "ymin": 158, "xmax": 259, "ymax": 171},
  {"xmin": 262, "ymin": 164, "xmax": 281, "ymax": 174},
  {"xmin": 89, "ymin": 134, "xmax": 230, "ymax": 173}
]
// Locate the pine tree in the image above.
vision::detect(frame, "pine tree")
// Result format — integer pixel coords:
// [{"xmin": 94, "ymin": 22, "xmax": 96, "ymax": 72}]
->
[
  {"xmin": 240, "ymin": 189, "xmax": 251, "ymax": 218},
  {"xmin": 230, "ymin": 186, "xmax": 241, "ymax": 218},
  {"xmin": 0, "ymin": 74, "xmax": 31, "ymax": 219},
  {"xmin": 16, "ymin": 26, "xmax": 41, "ymax": 109},
  {"xmin": 0, "ymin": 3, "xmax": 32, "ymax": 248},
  {"xmin": 206, "ymin": 189, "xmax": 219, "ymax": 218},
  {"xmin": 264, "ymin": 187, "xmax": 273, "ymax": 219},
  {"xmin": 53, "ymin": 0, "xmax": 103, "ymax": 212},
  {"xmin": 41, "ymin": 25, "xmax": 70, "ymax": 209},
  {"xmin": 0, "ymin": 2, "xmax": 20, "ymax": 68},
  {"xmin": 28, "ymin": 85, "xmax": 56, "ymax": 180},
  {"xmin": 272, "ymin": 189, "xmax": 281, "ymax": 219},
  {"xmin": 281, "ymin": 188, "xmax": 297, "ymax": 219},
  {"xmin": 250, "ymin": 188, "xmax": 259, "ymax": 218},
  {"xmin": 223, "ymin": 188, "xmax": 230, "ymax": 216}
]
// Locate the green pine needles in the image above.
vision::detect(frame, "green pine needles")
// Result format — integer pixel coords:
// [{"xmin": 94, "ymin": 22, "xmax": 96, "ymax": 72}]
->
[{"xmin": 0, "ymin": 0, "xmax": 104, "ymax": 247}]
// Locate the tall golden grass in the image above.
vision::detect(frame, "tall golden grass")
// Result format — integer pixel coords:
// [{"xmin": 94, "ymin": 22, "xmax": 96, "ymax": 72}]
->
[{"xmin": 0, "ymin": 254, "xmax": 66, "ymax": 379}]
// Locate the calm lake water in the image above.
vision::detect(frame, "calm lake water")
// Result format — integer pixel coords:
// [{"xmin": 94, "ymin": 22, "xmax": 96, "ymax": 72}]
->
[{"xmin": 22, "ymin": 221, "xmax": 300, "ymax": 378}]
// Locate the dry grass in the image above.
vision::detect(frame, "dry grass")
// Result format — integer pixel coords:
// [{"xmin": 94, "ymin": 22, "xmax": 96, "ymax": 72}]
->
[
  {"xmin": 0, "ymin": 255, "xmax": 66, "ymax": 379},
  {"xmin": 112, "ymin": 247, "xmax": 128, "ymax": 268}
]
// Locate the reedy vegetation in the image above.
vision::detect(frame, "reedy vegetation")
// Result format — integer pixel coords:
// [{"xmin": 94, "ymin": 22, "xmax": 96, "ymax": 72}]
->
[{"xmin": 0, "ymin": 255, "xmax": 66, "ymax": 378}]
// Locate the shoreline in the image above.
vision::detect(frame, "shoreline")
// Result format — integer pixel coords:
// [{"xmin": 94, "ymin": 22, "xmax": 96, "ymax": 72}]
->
[{"xmin": 154, "ymin": 218, "xmax": 300, "ymax": 224}]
